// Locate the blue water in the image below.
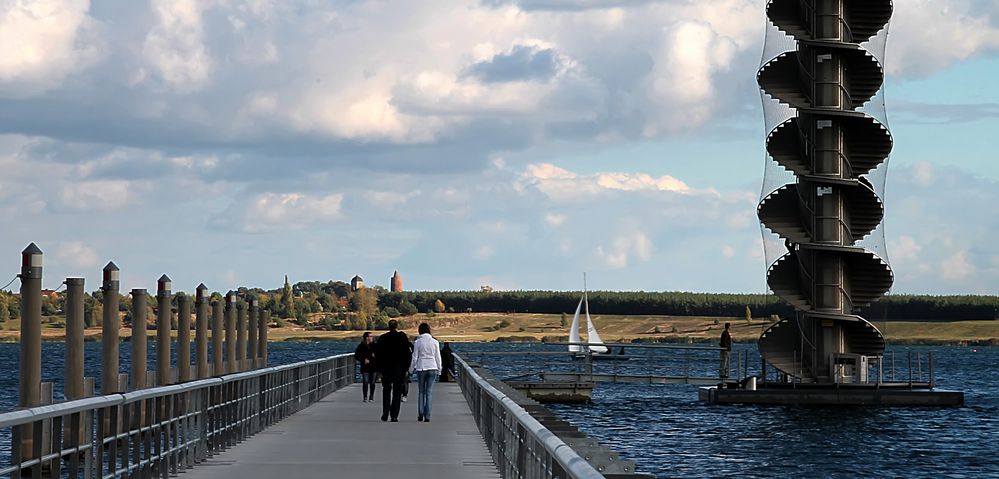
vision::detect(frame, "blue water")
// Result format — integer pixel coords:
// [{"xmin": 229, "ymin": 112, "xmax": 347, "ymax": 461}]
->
[
  {"xmin": 458, "ymin": 342, "xmax": 999, "ymax": 478},
  {"xmin": 0, "ymin": 342, "xmax": 359, "ymax": 410},
  {"xmin": 1, "ymin": 341, "xmax": 996, "ymax": 478}
]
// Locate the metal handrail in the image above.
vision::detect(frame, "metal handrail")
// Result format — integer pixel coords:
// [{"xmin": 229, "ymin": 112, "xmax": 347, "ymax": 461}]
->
[
  {"xmin": 454, "ymin": 354, "xmax": 604, "ymax": 479},
  {"xmin": 0, "ymin": 353, "xmax": 355, "ymax": 478},
  {"xmin": 0, "ymin": 395, "xmax": 123, "ymax": 428}
]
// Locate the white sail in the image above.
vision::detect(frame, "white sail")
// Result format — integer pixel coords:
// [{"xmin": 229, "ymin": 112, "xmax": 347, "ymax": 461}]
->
[
  {"xmin": 584, "ymin": 293, "xmax": 608, "ymax": 353},
  {"xmin": 568, "ymin": 297, "xmax": 583, "ymax": 353}
]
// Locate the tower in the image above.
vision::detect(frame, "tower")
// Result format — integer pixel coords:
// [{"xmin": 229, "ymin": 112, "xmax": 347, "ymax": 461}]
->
[
  {"xmin": 756, "ymin": 1, "xmax": 893, "ymax": 383},
  {"xmin": 351, "ymin": 275, "xmax": 365, "ymax": 292},
  {"xmin": 390, "ymin": 271, "xmax": 403, "ymax": 292}
]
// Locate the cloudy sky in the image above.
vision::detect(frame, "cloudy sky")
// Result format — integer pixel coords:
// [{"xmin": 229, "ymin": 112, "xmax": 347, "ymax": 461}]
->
[{"xmin": 1, "ymin": 0, "xmax": 997, "ymax": 295}]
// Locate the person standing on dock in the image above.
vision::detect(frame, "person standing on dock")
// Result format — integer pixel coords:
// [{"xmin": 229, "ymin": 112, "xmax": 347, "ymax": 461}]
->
[
  {"xmin": 720, "ymin": 322, "xmax": 732, "ymax": 379},
  {"xmin": 410, "ymin": 323, "xmax": 442, "ymax": 422},
  {"xmin": 376, "ymin": 319, "xmax": 412, "ymax": 422},
  {"xmin": 354, "ymin": 332, "xmax": 377, "ymax": 402}
]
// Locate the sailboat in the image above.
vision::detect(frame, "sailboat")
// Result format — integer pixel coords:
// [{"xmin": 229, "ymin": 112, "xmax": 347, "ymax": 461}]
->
[{"xmin": 568, "ymin": 274, "xmax": 627, "ymax": 360}]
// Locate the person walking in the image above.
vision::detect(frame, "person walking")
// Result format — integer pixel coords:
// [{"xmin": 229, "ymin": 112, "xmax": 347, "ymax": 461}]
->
[
  {"xmin": 440, "ymin": 342, "xmax": 455, "ymax": 382},
  {"xmin": 719, "ymin": 322, "xmax": 732, "ymax": 379},
  {"xmin": 410, "ymin": 323, "xmax": 442, "ymax": 422},
  {"xmin": 401, "ymin": 335, "xmax": 414, "ymax": 402},
  {"xmin": 375, "ymin": 320, "xmax": 411, "ymax": 422},
  {"xmin": 354, "ymin": 332, "xmax": 377, "ymax": 402}
]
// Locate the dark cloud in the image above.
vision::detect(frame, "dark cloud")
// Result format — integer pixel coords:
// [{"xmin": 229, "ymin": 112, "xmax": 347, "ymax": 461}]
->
[{"xmin": 465, "ymin": 45, "xmax": 563, "ymax": 83}]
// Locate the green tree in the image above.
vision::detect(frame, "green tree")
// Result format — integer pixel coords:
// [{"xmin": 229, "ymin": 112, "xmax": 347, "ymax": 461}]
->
[
  {"xmin": 399, "ymin": 300, "xmax": 418, "ymax": 316},
  {"xmin": 745, "ymin": 305, "xmax": 752, "ymax": 321},
  {"xmin": 0, "ymin": 295, "xmax": 8, "ymax": 322},
  {"xmin": 383, "ymin": 307, "xmax": 401, "ymax": 318},
  {"xmin": 280, "ymin": 275, "xmax": 294, "ymax": 319},
  {"xmin": 560, "ymin": 312, "xmax": 567, "ymax": 327},
  {"xmin": 350, "ymin": 288, "xmax": 378, "ymax": 323}
]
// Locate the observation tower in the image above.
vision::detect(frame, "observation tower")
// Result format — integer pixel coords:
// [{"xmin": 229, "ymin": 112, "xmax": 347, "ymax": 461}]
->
[{"xmin": 756, "ymin": 0, "xmax": 894, "ymax": 384}]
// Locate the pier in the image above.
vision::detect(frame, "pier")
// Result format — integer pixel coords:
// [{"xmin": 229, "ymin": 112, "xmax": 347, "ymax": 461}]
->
[
  {"xmin": 0, "ymin": 242, "xmax": 966, "ymax": 478},
  {"xmin": 0, "ymin": 243, "xmax": 656, "ymax": 478}
]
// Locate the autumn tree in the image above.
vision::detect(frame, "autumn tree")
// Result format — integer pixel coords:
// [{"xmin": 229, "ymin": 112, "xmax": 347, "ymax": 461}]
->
[{"xmin": 350, "ymin": 288, "xmax": 378, "ymax": 323}]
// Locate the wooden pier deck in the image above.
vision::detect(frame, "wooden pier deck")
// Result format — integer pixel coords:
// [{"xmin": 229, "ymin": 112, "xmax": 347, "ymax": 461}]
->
[{"xmin": 185, "ymin": 383, "xmax": 500, "ymax": 479}]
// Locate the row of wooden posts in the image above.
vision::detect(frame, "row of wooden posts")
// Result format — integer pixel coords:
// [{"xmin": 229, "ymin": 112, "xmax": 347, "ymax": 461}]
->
[{"xmin": 17, "ymin": 243, "xmax": 270, "ymax": 413}]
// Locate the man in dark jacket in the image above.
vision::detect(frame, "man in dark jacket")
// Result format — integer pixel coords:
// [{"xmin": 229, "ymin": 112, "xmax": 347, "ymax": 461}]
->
[
  {"xmin": 375, "ymin": 320, "xmax": 411, "ymax": 422},
  {"xmin": 719, "ymin": 322, "xmax": 732, "ymax": 378},
  {"xmin": 354, "ymin": 332, "xmax": 377, "ymax": 402},
  {"xmin": 440, "ymin": 342, "xmax": 455, "ymax": 382}
]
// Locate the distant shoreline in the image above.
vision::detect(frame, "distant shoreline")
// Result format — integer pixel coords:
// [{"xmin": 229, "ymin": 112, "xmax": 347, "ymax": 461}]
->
[{"xmin": 0, "ymin": 313, "xmax": 995, "ymax": 346}]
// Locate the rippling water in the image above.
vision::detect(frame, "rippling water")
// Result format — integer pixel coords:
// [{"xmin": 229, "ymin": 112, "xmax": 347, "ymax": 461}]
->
[
  {"xmin": 0, "ymin": 341, "xmax": 995, "ymax": 478},
  {"xmin": 457, "ymin": 342, "xmax": 999, "ymax": 478}
]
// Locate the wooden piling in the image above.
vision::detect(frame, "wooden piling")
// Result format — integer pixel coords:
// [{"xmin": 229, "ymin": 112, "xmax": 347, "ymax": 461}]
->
[{"xmin": 178, "ymin": 293, "xmax": 192, "ymax": 383}]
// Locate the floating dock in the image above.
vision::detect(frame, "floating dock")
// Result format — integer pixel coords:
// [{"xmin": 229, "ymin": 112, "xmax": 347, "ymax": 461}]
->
[
  {"xmin": 699, "ymin": 382, "xmax": 964, "ymax": 407},
  {"xmin": 505, "ymin": 380, "xmax": 594, "ymax": 403}
]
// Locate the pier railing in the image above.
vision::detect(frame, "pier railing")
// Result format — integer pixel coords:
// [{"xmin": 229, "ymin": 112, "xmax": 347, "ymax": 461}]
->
[
  {"xmin": 455, "ymin": 353, "xmax": 605, "ymax": 479},
  {"xmin": 0, "ymin": 354, "xmax": 354, "ymax": 478},
  {"xmin": 463, "ymin": 342, "xmax": 742, "ymax": 385}
]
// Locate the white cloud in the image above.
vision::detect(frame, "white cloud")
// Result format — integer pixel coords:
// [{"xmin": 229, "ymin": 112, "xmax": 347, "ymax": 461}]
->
[
  {"xmin": 219, "ymin": 192, "xmax": 344, "ymax": 233},
  {"xmin": 888, "ymin": 0, "xmax": 999, "ymax": 77},
  {"xmin": 940, "ymin": 250, "xmax": 974, "ymax": 281},
  {"xmin": 0, "ymin": 0, "xmax": 99, "ymax": 96},
  {"xmin": 544, "ymin": 212, "xmax": 568, "ymax": 226},
  {"xmin": 912, "ymin": 161, "xmax": 934, "ymax": 187},
  {"xmin": 597, "ymin": 231, "xmax": 653, "ymax": 269},
  {"xmin": 524, "ymin": 163, "xmax": 692, "ymax": 201},
  {"xmin": 59, "ymin": 181, "xmax": 131, "ymax": 211},
  {"xmin": 889, "ymin": 235, "xmax": 922, "ymax": 263},
  {"xmin": 142, "ymin": 0, "xmax": 213, "ymax": 91},
  {"xmin": 55, "ymin": 241, "xmax": 99, "ymax": 269},
  {"xmin": 721, "ymin": 245, "xmax": 736, "ymax": 258}
]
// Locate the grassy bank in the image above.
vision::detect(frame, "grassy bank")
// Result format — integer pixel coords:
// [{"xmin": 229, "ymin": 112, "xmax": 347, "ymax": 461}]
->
[{"xmin": 0, "ymin": 313, "xmax": 996, "ymax": 346}]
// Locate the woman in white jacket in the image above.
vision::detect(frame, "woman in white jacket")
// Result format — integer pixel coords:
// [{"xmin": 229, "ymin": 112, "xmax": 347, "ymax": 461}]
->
[{"xmin": 409, "ymin": 322, "xmax": 442, "ymax": 422}]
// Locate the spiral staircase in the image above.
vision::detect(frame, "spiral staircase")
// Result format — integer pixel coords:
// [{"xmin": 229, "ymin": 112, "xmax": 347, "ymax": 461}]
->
[{"xmin": 757, "ymin": 0, "xmax": 893, "ymax": 383}]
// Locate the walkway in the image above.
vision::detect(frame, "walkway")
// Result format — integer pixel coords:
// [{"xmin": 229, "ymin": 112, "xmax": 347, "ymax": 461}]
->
[{"xmin": 185, "ymin": 383, "xmax": 500, "ymax": 479}]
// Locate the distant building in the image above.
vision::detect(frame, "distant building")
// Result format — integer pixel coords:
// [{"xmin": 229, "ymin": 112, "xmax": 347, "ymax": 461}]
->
[
  {"xmin": 351, "ymin": 275, "xmax": 365, "ymax": 292},
  {"xmin": 390, "ymin": 271, "xmax": 403, "ymax": 292}
]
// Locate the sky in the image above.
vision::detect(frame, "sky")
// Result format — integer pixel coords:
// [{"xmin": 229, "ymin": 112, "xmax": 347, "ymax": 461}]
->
[{"xmin": 0, "ymin": 0, "xmax": 997, "ymax": 295}]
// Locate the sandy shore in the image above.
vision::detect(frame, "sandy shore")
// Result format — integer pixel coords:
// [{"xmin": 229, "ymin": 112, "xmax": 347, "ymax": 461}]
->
[{"xmin": 0, "ymin": 313, "xmax": 995, "ymax": 345}]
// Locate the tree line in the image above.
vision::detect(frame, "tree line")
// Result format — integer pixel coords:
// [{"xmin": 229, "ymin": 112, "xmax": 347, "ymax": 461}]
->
[
  {"xmin": 1, "ymin": 286, "xmax": 995, "ymax": 326},
  {"xmin": 380, "ymin": 290, "xmax": 999, "ymax": 321}
]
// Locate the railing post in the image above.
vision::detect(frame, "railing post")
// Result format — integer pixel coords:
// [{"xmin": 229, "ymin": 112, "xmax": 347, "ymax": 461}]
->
[
  {"xmin": 236, "ymin": 299, "xmax": 247, "ymax": 372},
  {"xmin": 102, "ymin": 262, "xmax": 121, "ymax": 394},
  {"xmin": 916, "ymin": 351, "xmax": 922, "ymax": 383},
  {"xmin": 212, "ymin": 299, "xmax": 224, "ymax": 376},
  {"xmin": 131, "ymin": 288, "xmax": 148, "ymax": 391},
  {"xmin": 908, "ymin": 351, "xmax": 913, "ymax": 390},
  {"xmin": 65, "ymin": 277, "xmax": 86, "ymax": 401},
  {"xmin": 157, "ymin": 275, "xmax": 174, "ymax": 386},
  {"xmin": 196, "ymin": 285, "xmax": 210, "ymax": 379},
  {"xmin": 17, "ymin": 244, "xmax": 43, "ymax": 463},
  {"xmin": 929, "ymin": 351, "xmax": 935, "ymax": 389},
  {"xmin": 178, "ymin": 292, "xmax": 192, "ymax": 383},
  {"xmin": 225, "ymin": 292, "xmax": 237, "ymax": 374},
  {"xmin": 247, "ymin": 298, "xmax": 258, "ymax": 370},
  {"xmin": 259, "ymin": 310, "xmax": 269, "ymax": 368}
]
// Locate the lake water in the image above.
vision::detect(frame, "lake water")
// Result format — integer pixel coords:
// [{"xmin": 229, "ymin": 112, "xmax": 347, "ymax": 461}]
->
[{"xmin": 0, "ymin": 341, "xmax": 996, "ymax": 478}]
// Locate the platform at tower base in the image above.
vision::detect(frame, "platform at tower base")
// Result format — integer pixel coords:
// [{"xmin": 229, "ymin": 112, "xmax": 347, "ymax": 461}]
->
[{"xmin": 699, "ymin": 382, "xmax": 964, "ymax": 407}]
